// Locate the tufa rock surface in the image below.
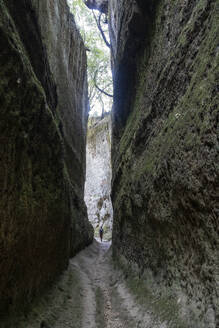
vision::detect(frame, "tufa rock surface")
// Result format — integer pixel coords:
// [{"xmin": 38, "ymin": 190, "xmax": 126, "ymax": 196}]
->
[
  {"xmin": 109, "ymin": 0, "xmax": 219, "ymax": 327},
  {"xmin": 0, "ymin": 0, "xmax": 93, "ymax": 317},
  {"xmin": 85, "ymin": 114, "xmax": 113, "ymax": 240}
]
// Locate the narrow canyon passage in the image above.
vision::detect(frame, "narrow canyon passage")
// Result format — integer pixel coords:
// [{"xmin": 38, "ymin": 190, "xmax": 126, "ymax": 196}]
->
[{"xmin": 0, "ymin": 0, "xmax": 218, "ymax": 326}]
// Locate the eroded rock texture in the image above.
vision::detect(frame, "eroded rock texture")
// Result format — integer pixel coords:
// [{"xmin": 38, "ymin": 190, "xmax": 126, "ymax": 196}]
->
[
  {"xmin": 109, "ymin": 0, "xmax": 219, "ymax": 326},
  {"xmin": 85, "ymin": 114, "xmax": 113, "ymax": 239},
  {"xmin": 0, "ymin": 0, "xmax": 93, "ymax": 316}
]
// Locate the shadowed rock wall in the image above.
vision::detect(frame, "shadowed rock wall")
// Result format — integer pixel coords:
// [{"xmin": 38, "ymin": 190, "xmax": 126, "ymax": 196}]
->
[
  {"xmin": 0, "ymin": 0, "xmax": 93, "ymax": 316},
  {"xmin": 109, "ymin": 0, "xmax": 219, "ymax": 326}
]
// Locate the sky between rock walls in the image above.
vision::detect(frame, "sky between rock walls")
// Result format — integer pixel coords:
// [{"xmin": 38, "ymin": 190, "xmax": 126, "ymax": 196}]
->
[{"xmin": 67, "ymin": 0, "xmax": 113, "ymax": 117}]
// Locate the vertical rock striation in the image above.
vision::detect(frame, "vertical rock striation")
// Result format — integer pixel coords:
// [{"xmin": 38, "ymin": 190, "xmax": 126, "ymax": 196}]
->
[
  {"xmin": 29, "ymin": 0, "xmax": 94, "ymax": 256},
  {"xmin": 109, "ymin": 0, "xmax": 219, "ymax": 326},
  {"xmin": 0, "ymin": 0, "xmax": 93, "ymax": 317},
  {"xmin": 85, "ymin": 114, "xmax": 113, "ymax": 239}
]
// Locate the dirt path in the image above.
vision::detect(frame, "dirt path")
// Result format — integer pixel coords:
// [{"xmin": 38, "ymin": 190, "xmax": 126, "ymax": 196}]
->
[
  {"xmin": 73, "ymin": 240, "xmax": 126, "ymax": 328},
  {"xmin": 6, "ymin": 240, "xmax": 167, "ymax": 328},
  {"xmin": 70, "ymin": 239, "xmax": 166, "ymax": 328}
]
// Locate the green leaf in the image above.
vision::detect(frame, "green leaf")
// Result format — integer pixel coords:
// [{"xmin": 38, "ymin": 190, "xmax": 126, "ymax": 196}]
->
[{"xmin": 68, "ymin": 0, "xmax": 113, "ymax": 115}]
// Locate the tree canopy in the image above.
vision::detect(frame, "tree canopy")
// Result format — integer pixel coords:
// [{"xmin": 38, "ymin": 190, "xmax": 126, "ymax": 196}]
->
[{"xmin": 68, "ymin": 0, "xmax": 113, "ymax": 117}]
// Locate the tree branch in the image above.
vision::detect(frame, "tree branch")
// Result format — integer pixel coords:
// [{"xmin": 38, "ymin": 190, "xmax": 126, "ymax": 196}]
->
[
  {"xmin": 92, "ymin": 10, "xmax": 111, "ymax": 48},
  {"xmin": 94, "ymin": 70, "xmax": 113, "ymax": 98},
  {"xmin": 94, "ymin": 83, "xmax": 113, "ymax": 98}
]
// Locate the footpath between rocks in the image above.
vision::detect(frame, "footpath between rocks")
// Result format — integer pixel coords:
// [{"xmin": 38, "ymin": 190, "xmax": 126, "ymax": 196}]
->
[{"xmin": 6, "ymin": 240, "xmax": 168, "ymax": 328}]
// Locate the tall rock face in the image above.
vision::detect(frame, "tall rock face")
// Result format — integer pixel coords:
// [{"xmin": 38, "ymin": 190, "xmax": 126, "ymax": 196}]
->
[
  {"xmin": 85, "ymin": 114, "xmax": 113, "ymax": 240},
  {"xmin": 0, "ymin": 0, "xmax": 93, "ymax": 316},
  {"xmin": 109, "ymin": 0, "xmax": 219, "ymax": 326}
]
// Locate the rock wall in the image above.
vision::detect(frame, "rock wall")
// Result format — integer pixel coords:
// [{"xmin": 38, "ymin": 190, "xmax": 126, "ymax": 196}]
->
[
  {"xmin": 109, "ymin": 0, "xmax": 219, "ymax": 326},
  {"xmin": 85, "ymin": 114, "xmax": 113, "ymax": 240},
  {"xmin": 0, "ymin": 0, "xmax": 93, "ymax": 317}
]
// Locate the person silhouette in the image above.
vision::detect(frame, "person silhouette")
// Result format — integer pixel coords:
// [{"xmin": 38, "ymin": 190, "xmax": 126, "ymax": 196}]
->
[{"xmin": 99, "ymin": 226, "xmax": 104, "ymax": 242}]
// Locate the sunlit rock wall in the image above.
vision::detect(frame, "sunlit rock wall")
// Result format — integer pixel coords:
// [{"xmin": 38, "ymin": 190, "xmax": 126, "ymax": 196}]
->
[
  {"xmin": 109, "ymin": 0, "xmax": 219, "ymax": 326},
  {"xmin": 85, "ymin": 114, "xmax": 113, "ymax": 240},
  {"xmin": 0, "ymin": 0, "xmax": 93, "ymax": 317}
]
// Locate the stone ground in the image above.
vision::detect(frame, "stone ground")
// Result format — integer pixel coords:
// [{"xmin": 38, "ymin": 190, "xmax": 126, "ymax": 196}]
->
[{"xmin": 6, "ymin": 240, "xmax": 167, "ymax": 328}]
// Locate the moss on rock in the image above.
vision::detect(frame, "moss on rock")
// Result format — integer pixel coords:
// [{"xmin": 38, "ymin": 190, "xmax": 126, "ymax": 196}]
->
[{"xmin": 110, "ymin": 0, "xmax": 219, "ymax": 326}]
